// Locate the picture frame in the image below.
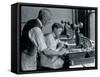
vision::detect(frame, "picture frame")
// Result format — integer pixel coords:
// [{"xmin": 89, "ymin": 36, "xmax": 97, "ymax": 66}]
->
[{"xmin": 11, "ymin": 2, "xmax": 98, "ymax": 74}]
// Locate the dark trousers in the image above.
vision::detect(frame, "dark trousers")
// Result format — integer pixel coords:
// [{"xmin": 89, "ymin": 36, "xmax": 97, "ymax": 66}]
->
[{"xmin": 62, "ymin": 55, "xmax": 71, "ymax": 69}]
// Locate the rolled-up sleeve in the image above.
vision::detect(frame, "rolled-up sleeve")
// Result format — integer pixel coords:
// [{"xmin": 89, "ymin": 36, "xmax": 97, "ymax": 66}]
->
[{"xmin": 29, "ymin": 27, "xmax": 47, "ymax": 52}]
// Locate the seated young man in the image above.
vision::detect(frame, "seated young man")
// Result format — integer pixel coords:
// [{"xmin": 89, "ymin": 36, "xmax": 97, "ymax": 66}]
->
[{"xmin": 40, "ymin": 23, "xmax": 69, "ymax": 69}]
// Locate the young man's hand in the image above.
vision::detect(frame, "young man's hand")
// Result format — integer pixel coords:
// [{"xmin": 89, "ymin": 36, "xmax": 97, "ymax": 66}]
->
[
  {"xmin": 57, "ymin": 42, "xmax": 64, "ymax": 49},
  {"xmin": 59, "ymin": 48, "xmax": 69, "ymax": 55}
]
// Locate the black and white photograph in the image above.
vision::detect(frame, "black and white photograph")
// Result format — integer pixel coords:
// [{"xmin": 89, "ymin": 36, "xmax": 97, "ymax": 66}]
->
[{"xmin": 11, "ymin": 3, "xmax": 97, "ymax": 74}]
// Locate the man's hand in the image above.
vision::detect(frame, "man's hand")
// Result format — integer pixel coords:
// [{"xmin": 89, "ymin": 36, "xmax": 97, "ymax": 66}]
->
[
  {"xmin": 59, "ymin": 48, "xmax": 69, "ymax": 55},
  {"xmin": 57, "ymin": 42, "xmax": 64, "ymax": 49}
]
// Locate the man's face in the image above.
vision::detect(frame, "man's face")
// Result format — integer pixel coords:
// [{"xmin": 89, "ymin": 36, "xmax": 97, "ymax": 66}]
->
[
  {"xmin": 54, "ymin": 28, "xmax": 63, "ymax": 38},
  {"xmin": 43, "ymin": 11, "xmax": 52, "ymax": 26}
]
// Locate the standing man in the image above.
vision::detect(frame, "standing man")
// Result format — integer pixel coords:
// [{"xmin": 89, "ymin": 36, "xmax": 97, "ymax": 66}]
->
[{"xmin": 21, "ymin": 9, "xmax": 52, "ymax": 71}]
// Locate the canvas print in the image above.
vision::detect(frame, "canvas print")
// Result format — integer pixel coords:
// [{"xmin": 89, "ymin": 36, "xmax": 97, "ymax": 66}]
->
[{"xmin": 11, "ymin": 3, "xmax": 97, "ymax": 74}]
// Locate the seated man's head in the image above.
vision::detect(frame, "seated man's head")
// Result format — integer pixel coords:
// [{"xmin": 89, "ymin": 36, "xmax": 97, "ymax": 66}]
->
[
  {"xmin": 52, "ymin": 23, "xmax": 63, "ymax": 38},
  {"xmin": 38, "ymin": 9, "xmax": 52, "ymax": 26}
]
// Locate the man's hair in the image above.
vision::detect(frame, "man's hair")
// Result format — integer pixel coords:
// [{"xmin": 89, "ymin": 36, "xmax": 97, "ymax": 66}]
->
[
  {"xmin": 52, "ymin": 23, "xmax": 63, "ymax": 31},
  {"xmin": 38, "ymin": 9, "xmax": 51, "ymax": 20}
]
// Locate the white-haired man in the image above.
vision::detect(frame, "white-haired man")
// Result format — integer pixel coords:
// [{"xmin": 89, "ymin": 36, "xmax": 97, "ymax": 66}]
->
[{"xmin": 21, "ymin": 9, "xmax": 52, "ymax": 71}]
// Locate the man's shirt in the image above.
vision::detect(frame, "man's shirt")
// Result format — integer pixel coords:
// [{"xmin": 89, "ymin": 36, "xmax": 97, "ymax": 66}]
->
[
  {"xmin": 21, "ymin": 19, "xmax": 47, "ymax": 71},
  {"xmin": 40, "ymin": 33, "xmax": 64, "ymax": 69},
  {"xmin": 45, "ymin": 33, "xmax": 60, "ymax": 51},
  {"xmin": 29, "ymin": 27, "xmax": 47, "ymax": 52}
]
